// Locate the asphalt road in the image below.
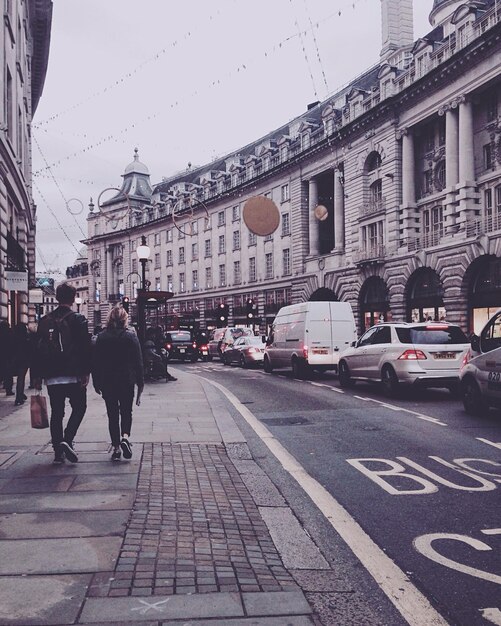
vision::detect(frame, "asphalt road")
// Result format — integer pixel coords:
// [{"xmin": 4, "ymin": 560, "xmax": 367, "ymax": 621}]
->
[{"xmin": 174, "ymin": 359, "xmax": 501, "ymax": 626}]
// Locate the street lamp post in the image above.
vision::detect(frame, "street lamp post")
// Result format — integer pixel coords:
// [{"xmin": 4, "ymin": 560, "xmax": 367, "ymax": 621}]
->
[
  {"xmin": 136, "ymin": 236, "xmax": 151, "ymax": 343},
  {"xmin": 75, "ymin": 296, "xmax": 82, "ymax": 313}
]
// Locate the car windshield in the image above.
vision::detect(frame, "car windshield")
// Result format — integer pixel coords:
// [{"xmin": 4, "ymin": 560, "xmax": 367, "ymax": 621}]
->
[
  {"xmin": 246, "ymin": 336, "xmax": 262, "ymax": 346},
  {"xmin": 396, "ymin": 325, "xmax": 468, "ymax": 345},
  {"xmin": 170, "ymin": 332, "xmax": 191, "ymax": 342}
]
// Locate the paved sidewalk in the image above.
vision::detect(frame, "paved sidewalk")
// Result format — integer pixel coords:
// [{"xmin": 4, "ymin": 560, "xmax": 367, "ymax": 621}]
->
[{"xmin": 0, "ymin": 369, "xmax": 322, "ymax": 625}]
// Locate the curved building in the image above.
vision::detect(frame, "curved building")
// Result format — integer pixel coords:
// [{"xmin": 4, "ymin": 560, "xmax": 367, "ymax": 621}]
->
[{"xmin": 86, "ymin": 0, "xmax": 501, "ymax": 335}]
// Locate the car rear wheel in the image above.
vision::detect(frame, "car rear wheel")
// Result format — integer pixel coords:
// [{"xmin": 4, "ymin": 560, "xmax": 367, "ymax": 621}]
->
[
  {"xmin": 291, "ymin": 357, "xmax": 307, "ymax": 380},
  {"xmin": 239, "ymin": 355, "xmax": 247, "ymax": 369},
  {"xmin": 461, "ymin": 377, "xmax": 488, "ymax": 416},
  {"xmin": 338, "ymin": 360, "xmax": 355, "ymax": 388},
  {"xmin": 223, "ymin": 354, "xmax": 230, "ymax": 366},
  {"xmin": 263, "ymin": 356, "xmax": 273, "ymax": 373},
  {"xmin": 381, "ymin": 365, "xmax": 399, "ymax": 397}
]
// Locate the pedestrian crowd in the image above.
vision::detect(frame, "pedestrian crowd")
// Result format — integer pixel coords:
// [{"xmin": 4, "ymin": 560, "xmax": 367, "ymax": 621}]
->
[{"xmin": 0, "ymin": 282, "xmax": 177, "ymax": 464}]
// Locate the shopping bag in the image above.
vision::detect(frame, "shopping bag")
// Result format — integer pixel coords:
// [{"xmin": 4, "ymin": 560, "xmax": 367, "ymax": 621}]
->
[{"xmin": 31, "ymin": 394, "xmax": 49, "ymax": 429}]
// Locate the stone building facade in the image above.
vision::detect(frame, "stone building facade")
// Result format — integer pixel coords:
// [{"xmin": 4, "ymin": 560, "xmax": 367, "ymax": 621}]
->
[
  {"xmin": 0, "ymin": 0, "xmax": 52, "ymax": 325},
  {"xmin": 86, "ymin": 0, "xmax": 501, "ymax": 336}
]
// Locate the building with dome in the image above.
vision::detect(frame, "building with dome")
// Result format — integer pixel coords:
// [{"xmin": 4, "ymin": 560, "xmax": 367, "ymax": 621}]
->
[
  {"xmin": 1, "ymin": 0, "xmax": 52, "ymax": 325},
  {"xmin": 85, "ymin": 0, "xmax": 501, "ymax": 336}
]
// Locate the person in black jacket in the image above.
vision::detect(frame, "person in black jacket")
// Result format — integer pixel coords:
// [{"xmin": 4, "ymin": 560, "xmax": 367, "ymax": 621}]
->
[
  {"xmin": 12, "ymin": 323, "xmax": 31, "ymax": 405},
  {"xmin": 0, "ymin": 321, "xmax": 14, "ymax": 396},
  {"xmin": 93, "ymin": 305, "xmax": 144, "ymax": 461},
  {"xmin": 32, "ymin": 282, "xmax": 92, "ymax": 464}
]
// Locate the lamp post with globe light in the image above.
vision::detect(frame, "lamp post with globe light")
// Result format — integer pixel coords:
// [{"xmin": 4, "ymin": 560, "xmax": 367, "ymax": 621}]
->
[
  {"xmin": 75, "ymin": 296, "xmax": 82, "ymax": 313},
  {"xmin": 136, "ymin": 236, "xmax": 151, "ymax": 343},
  {"xmin": 137, "ymin": 236, "xmax": 151, "ymax": 291}
]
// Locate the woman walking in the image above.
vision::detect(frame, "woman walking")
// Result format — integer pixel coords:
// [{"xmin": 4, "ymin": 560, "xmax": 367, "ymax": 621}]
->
[{"xmin": 93, "ymin": 306, "xmax": 144, "ymax": 461}]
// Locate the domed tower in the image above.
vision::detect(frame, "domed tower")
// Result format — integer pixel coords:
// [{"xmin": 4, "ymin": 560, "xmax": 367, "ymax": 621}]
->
[
  {"xmin": 119, "ymin": 147, "xmax": 152, "ymax": 201},
  {"xmin": 429, "ymin": 0, "xmax": 464, "ymax": 27}
]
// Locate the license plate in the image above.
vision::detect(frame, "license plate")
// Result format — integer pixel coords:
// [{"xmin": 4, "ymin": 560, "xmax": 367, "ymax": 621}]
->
[
  {"xmin": 202, "ymin": 349, "xmax": 208, "ymax": 354},
  {"xmin": 312, "ymin": 348, "xmax": 328, "ymax": 355},
  {"xmin": 434, "ymin": 352, "xmax": 456, "ymax": 359},
  {"xmin": 179, "ymin": 348, "xmax": 185, "ymax": 353}
]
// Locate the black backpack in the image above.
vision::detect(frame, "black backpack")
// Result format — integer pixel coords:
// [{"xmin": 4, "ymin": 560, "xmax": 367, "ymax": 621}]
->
[{"xmin": 37, "ymin": 310, "xmax": 76, "ymax": 375}]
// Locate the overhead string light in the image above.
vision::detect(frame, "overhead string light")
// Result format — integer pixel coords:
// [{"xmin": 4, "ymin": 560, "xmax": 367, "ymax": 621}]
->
[
  {"xmin": 300, "ymin": 0, "xmax": 330, "ymax": 98},
  {"xmin": 289, "ymin": 0, "xmax": 319, "ymax": 99}
]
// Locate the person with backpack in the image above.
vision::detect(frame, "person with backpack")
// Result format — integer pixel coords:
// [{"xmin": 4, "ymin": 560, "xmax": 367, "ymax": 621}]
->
[
  {"xmin": 92, "ymin": 305, "xmax": 143, "ymax": 461},
  {"xmin": 32, "ymin": 282, "xmax": 91, "ymax": 464}
]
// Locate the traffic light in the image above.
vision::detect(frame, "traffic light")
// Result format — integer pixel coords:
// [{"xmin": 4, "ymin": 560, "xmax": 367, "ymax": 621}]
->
[
  {"xmin": 246, "ymin": 299, "xmax": 255, "ymax": 321},
  {"xmin": 217, "ymin": 303, "xmax": 229, "ymax": 327},
  {"xmin": 122, "ymin": 296, "xmax": 130, "ymax": 313}
]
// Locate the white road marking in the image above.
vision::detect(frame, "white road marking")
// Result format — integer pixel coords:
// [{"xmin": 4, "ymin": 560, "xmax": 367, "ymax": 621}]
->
[
  {"xmin": 481, "ymin": 529, "xmax": 501, "ymax": 535},
  {"xmin": 357, "ymin": 396, "xmax": 447, "ymax": 426},
  {"xmin": 477, "ymin": 438, "xmax": 501, "ymax": 451},
  {"xmin": 201, "ymin": 376, "xmax": 449, "ymax": 626},
  {"xmin": 480, "ymin": 607, "xmax": 501, "ymax": 625}
]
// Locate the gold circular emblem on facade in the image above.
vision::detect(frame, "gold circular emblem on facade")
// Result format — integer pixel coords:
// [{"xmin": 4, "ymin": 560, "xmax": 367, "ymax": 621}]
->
[{"xmin": 242, "ymin": 196, "xmax": 280, "ymax": 236}]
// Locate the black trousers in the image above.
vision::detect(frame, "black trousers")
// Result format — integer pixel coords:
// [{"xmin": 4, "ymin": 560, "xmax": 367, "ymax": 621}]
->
[
  {"xmin": 47, "ymin": 383, "xmax": 87, "ymax": 450},
  {"xmin": 102, "ymin": 384, "xmax": 134, "ymax": 448}
]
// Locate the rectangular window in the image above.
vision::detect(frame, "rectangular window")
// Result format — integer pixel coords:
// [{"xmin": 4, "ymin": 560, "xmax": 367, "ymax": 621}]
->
[
  {"xmin": 218, "ymin": 234, "xmax": 225, "ymax": 254},
  {"xmin": 95, "ymin": 223, "xmax": 99, "ymax": 235},
  {"xmin": 166, "ymin": 229, "xmax": 173, "ymax": 243},
  {"xmin": 205, "ymin": 267, "xmax": 212, "ymax": 289},
  {"xmin": 486, "ymin": 93, "xmax": 498, "ymax": 122},
  {"xmin": 233, "ymin": 230, "xmax": 240, "ymax": 250},
  {"xmin": 281, "ymin": 213, "xmax": 290, "ymax": 236},
  {"xmin": 156, "ymin": 279, "xmax": 161, "ymax": 292},
  {"xmin": 204, "ymin": 239, "xmax": 212, "ymax": 257},
  {"xmin": 166, "ymin": 250, "xmax": 173, "ymax": 266},
  {"xmin": 424, "ymin": 207, "xmax": 443, "ymax": 245},
  {"xmin": 17, "ymin": 107, "xmax": 22, "ymax": 160},
  {"xmin": 154, "ymin": 253, "xmax": 160, "ymax": 269},
  {"xmin": 179, "ymin": 272, "xmax": 185, "ymax": 293},
  {"xmin": 264, "ymin": 233, "xmax": 273, "ymax": 243},
  {"xmin": 219, "ymin": 264, "xmax": 226, "ymax": 287},
  {"xmin": 249, "ymin": 257, "xmax": 256, "ymax": 282},
  {"xmin": 178, "ymin": 228, "xmax": 185, "ymax": 240},
  {"xmin": 265, "ymin": 253, "xmax": 273, "ymax": 279},
  {"xmin": 232, "ymin": 205, "xmax": 240, "ymax": 221},
  {"xmin": 204, "ymin": 216, "xmax": 211, "ymax": 230},
  {"xmin": 192, "ymin": 270, "xmax": 198, "ymax": 291},
  {"xmin": 191, "ymin": 220, "xmax": 198, "ymax": 235},
  {"xmin": 130, "ymin": 240, "xmax": 137, "ymax": 252},
  {"xmin": 154, "ymin": 233, "xmax": 161, "ymax": 245},
  {"xmin": 248, "ymin": 231, "xmax": 257, "ymax": 246},
  {"xmin": 484, "ymin": 143, "xmax": 493, "ymax": 170},
  {"xmin": 5, "ymin": 68, "xmax": 12, "ymax": 141},
  {"xmin": 167, "ymin": 275, "xmax": 173, "ymax": 292},
  {"xmin": 234, "ymin": 260, "xmax": 241, "ymax": 284},
  {"xmin": 132, "ymin": 258, "xmax": 137, "ymax": 273},
  {"xmin": 218, "ymin": 210, "xmax": 225, "ymax": 227},
  {"xmin": 281, "ymin": 184, "xmax": 290, "ymax": 202},
  {"xmin": 192, "ymin": 242, "xmax": 198, "ymax": 260},
  {"xmin": 282, "ymin": 249, "xmax": 291, "ymax": 275},
  {"xmin": 179, "ymin": 247, "xmax": 185, "ymax": 263}
]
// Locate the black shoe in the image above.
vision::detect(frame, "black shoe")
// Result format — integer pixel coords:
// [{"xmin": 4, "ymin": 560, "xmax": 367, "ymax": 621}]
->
[
  {"xmin": 22, "ymin": 394, "xmax": 27, "ymax": 400},
  {"xmin": 60, "ymin": 441, "xmax": 78, "ymax": 463},
  {"xmin": 167, "ymin": 375, "xmax": 177, "ymax": 381},
  {"xmin": 53, "ymin": 452, "xmax": 65, "ymax": 465},
  {"xmin": 5, "ymin": 391, "xmax": 14, "ymax": 397},
  {"xmin": 120, "ymin": 437, "xmax": 132, "ymax": 459},
  {"xmin": 111, "ymin": 447, "xmax": 121, "ymax": 461},
  {"xmin": 14, "ymin": 399, "xmax": 24, "ymax": 406}
]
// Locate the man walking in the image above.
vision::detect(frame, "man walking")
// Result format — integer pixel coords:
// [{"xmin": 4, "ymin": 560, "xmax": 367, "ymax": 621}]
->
[{"xmin": 33, "ymin": 283, "xmax": 91, "ymax": 464}]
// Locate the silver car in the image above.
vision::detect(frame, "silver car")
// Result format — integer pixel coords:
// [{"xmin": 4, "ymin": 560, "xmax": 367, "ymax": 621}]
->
[
  {"xmin": 222, "ymin": 335, "xmax": 265, "ymax": 368},
  {"xmin": 338, "ymin": 322, "xmax": 470, "ymax": 396}
]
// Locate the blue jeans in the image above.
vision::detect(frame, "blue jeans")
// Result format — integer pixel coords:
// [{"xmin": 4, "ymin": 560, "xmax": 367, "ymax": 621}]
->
[{"xmin": 47, "ymin": 383, "xmax": 87, "ymax": 450}]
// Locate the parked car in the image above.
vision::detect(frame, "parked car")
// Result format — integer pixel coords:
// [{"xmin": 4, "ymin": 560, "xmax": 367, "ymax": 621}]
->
[
  {"xmin": 207, "ymin": 327, "xmax": 254, "ymax": 360},
  {"xmin": 460, "ymin": 309, "xmax": 501, "ymax": 415},
  {"xmin": 222, "ymin": 335, "xmax": 265, "ymax": 367},
  {"xmin": 165, "ymin": 330, "xmax": 198, "ymax": 362},
  {"xmin": 263, "ymin": 301, "xmax": 357, "ymax": 378},
  {"xmin": 338, "ymin": 322, "xmax": 470, "ymax": 396}
]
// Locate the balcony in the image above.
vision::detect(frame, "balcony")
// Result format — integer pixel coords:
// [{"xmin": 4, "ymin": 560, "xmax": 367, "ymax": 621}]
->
[
  {"xmin": 6, "ymin": 233, "xmax": 26, "ymax": 271},
  {"xmin": 406, "ymin": 231, "xmax": 443, "ymax": 251},
  {"xmin": 353, "ymin": 245, "xmax": 386, "ymax": 266},
  {"xmin": 359, "ymin": 197, "xmax": 386, "ymax": 219},
  {"xmin": 466, "ymin": 213, "xmax": 501, "ymax": 238}
]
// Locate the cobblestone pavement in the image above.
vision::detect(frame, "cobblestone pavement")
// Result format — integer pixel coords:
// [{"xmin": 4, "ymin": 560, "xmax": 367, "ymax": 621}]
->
[{"xmin": 91, "ymin": 443, "xmax": 298, "ymax": 599}]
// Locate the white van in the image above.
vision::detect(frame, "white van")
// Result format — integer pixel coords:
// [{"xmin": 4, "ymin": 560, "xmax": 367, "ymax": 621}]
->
[
  {"xmin": 263, "ymin": 301, "xmax": 357, "ymax": 378},
  {"xmin": 460, "ymin": 308, "xmax": 501, "ymax": 415}
]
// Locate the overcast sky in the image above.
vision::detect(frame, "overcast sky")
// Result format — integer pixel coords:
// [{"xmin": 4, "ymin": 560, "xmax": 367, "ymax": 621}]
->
[{"xmin": 32, "ymin": 0, "xmax": 434, "ymax": 278}]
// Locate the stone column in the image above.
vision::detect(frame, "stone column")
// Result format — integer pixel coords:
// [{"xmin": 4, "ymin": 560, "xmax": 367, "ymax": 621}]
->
[
  {"xmin": 441, "ymin": 104, "xmax": 460, "ymax": 233},
  {"xmin": 106, "ymin": 245, "xmax": 114, "ymax": 299},
  {"xmin": 402, "ymin": 130, "xmax": 415, "ymax": 206},
  {"xmin": 308, "ymin": 178, "xmax": 319, "ymax": 256},
  {"xmin": 333, "ymin": 168, "xmax": 345, "ymax": 250},
  {"xmin": 459, "ymin": 98, "xmax": 474, "ymax": 184}
]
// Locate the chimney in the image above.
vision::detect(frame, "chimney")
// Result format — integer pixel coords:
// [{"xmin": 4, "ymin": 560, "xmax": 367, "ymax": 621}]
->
[{"xmin": 380, "ymin": 0, "xmax": 414, "ymax": 61}]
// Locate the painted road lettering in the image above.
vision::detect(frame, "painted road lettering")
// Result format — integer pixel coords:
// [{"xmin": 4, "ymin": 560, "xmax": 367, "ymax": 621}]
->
[{"xmin": 347, "ymin": 457, "xmax": 500, "ymax": 495}]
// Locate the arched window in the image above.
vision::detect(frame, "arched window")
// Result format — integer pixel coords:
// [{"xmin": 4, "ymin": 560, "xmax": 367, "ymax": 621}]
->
[
  {"xmin": 359, "ymin": 276, "xmax": 390, "ymax": 332},
  {"xmin": 406, "ymin": 267, "xmax": 445, "ymax": 322},
  {"xmin": 366, "ymin": 152, "xmax": 382, "ymax": 173},
  {"xmin": 435, "ymin": 160, "xmax": 446, "ymax": 190}
]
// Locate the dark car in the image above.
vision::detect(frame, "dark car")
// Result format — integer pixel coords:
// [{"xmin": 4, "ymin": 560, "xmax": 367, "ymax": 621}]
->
[{"xmin": 165, "ymin": 331, "xmax": 198, "ymax": 362}]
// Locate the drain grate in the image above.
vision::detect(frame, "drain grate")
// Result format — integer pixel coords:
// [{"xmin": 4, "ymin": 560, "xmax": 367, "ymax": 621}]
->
[{"xmin": 261, "ymin": 416, "xmax": 311, "ymax": 426}]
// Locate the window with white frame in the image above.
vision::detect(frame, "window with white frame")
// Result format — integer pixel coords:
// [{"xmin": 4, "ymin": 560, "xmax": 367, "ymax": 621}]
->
[
  {"xmin": 281, "ymin": 213, "xmax": 290, "ymax": 236},
  {"xmin": 233, "ymin": 260, "xmax": 241, "ymax": 284},
  {"xmin": 484, "ymin": 143, "xmax": 493, "ymax": 170},
  {"xmin": 179, "ymin": 272, "xmax": 185, "ymax": 293},
  {"xmin": 130, "ymin": 240, "xmax": 136, "ymax": 252},
  {"xmin": 219, "ymin": 264, "xmax": 226, "ymax": 287},
  {"xmin": 178, "ymin": 228, "xmax": 185, "ymax": 240},
  {"xmin": 233, "ymin": 230, "xmax": 240, "ymax": 250},
  {"xmin": 249, "ymin": 257, "xmax": 256, "ymax": 282},
  {"xmin": 192, "ymin": 242, "xmax": 198, "ymax": 260},
  {"xmin": 361, "ymin": 220, "xmax": 384, "ymax": 251},
  {"xmin": 264, "ymin": 233, "xmax": 273, "ymax": 243},
  {"xmin": 281, "ymin": 184, "xmax": 289, "ymax": 202},
  {"xmin": 265, "ymin": 253, "xmax": 273, "ymax": 279},
  {"xmin": 204, "ymin": 239, "xmax": 212, "ymax": 257},
  {"xmin": 166, "ymin": 250, "xmax": 173, "ymax": 266},
  {"xmin": 179, "ymin": 247, "xmax": 185, "ymax": 263},
  {"xmin": 282, "ymin": 249, "xmax": 291, "ymax": 275},
  {"xmin": 205, "ymin": 267, "xmax": 212, "ymax": 289},
  {"xmin": 218, "ymin": 234, "xmax": 225, "ymax": 254},
  {"xmin": 167, "ymin": 275, "xmax": 173, "ymax": 292},
  {"xmin": 154, "ymin": 253, "xmax": 160, "ymax": 269},
  {"xmin": 423, "ymin": 206, "xmax": 444, "ymax": 245},
  {"xmin": 218, "ymin": 210, "xmax": 225, "ymax": 227},
  {"xmin": 156, "ymin": 279, "xmax": 161, "ymax": 291},
  {"xmin": 204, "ymin": 216, "xmax": 211, "ymax": 230},
  {"xmin": 248, "ymin": 231, "xmax": 257, "ymax": 246},
  {"xmin": 154, "ymin": 233, "xmax": 161, "ymax": 246},
  {"xmin": 191, "ymin": 220, "xmax": 198, "ymax": 235},
  {"xmin": 192, "ymin": 270, "xmax": 198, "ymax": 291},
  {"xmin": 166, "ymin": 229, "xmax": 173, "ymax": 243},
  {"xmin": 132, "ymin": 258, "xmax": 137, "ymax": 273},
  {"xmin": 232, "ymin": 205, "xmax": 240, "ymax": 221}
]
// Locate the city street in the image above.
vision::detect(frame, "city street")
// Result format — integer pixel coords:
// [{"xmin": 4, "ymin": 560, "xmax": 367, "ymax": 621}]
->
[{"xmin": 183, "ymin": 360, "xmax": 501, "ymax": 626}]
